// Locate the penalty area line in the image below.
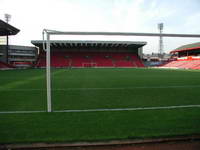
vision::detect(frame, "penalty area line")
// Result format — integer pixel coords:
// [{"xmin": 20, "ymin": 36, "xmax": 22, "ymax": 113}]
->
[
  {"xmin": 54, "ymin": 105, "xmax": 200, "ymax": 113},
  {"xmin": 0, "ymin": 105, "xmax": 200, "ymax": 114}
]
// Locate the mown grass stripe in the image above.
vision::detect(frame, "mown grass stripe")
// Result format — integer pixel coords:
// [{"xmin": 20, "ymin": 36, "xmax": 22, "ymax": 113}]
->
[
  {"xmin": 0, "ymin": 69, "xmax": 66, "ymax": 90},
  {"xmin": 0, "ymin": 85, "xmax": 200, "ymax": 91}
]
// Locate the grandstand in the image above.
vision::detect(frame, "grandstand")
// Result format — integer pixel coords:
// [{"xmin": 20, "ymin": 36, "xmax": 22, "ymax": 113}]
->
[
  {"xmin": 0, "ymin": 20, "xmax": 37, "ymax": 69},
  {"xmin": 160, "ymin": 42, "xmax": 200, "ymax": 69},
  {"xmin": 31, "ymin": 40, "xmax": 146, "ymax": 68},
  {"xmin": 0, "ymin": 19, "xmax": 19, "ymax": 36},
  {"xmin": 0, "ymin": 20, "xmax": 38, "ymax": 69},
  {"xmin": 0, "ymin": 60, "xmax": 12, "ymax": 69}
]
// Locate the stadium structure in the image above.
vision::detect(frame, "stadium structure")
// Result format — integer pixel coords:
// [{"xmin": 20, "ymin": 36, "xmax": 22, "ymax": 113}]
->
[
  {"xmin": 0, "ymin": 45, "xmax": 37, "ymax": 68},
  {"xmin": 0, "ymin": 19, "xmax": 37, "ymax": 68},
  {"xmin": 0, "ymin": 19, "xmax": 147, "ymax": 69},
  {"xmin": 1, "ymin": 19, "xmax": 200, "ymax": 148},
  {"xmin": 0, "ymin": 19, "xmax": 19, "ymax": 36},
  {"xmin": 31, "ymin": 40, "xmax": 146, "ymax": 68},
  {"xmin": 161, "ymin": 42, "xmax": 200, "ymax": 69}
]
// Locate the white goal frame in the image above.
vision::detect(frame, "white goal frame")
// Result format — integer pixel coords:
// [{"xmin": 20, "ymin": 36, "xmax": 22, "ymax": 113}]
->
[{"xmin": 42, "ymin": 29, "xmax": 200, "ymax": 112}]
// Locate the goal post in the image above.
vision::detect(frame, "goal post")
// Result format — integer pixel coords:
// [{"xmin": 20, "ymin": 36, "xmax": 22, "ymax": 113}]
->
[
  {"xmin": 46, "ymin": 34, "xmax": 51, "ymax": 112},
  {"xmin": 42, "ymin": 29, "xmax": 200, "ymax": 112}
]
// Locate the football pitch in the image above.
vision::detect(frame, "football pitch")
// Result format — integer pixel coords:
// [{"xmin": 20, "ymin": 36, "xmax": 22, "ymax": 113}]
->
[{"xmin": 0, "ymin": 68, "xmax": 200, "ymax": 143}]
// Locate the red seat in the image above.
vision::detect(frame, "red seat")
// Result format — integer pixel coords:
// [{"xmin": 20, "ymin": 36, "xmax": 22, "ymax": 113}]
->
[{"xmin": 35, "ymin": 52, "xmax": 144, "ymax": 68}]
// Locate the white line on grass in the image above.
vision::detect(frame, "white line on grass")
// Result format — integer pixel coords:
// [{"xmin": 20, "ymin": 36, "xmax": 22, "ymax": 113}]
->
[
  {"xmin": 1, "ymin": 85, "xmax": 200, "ymax": 91},
  {"xmin": 54, "ymin": 105, "xmax": 200, "ymax": 113},
  {"xmin": 0, "ymin": 105, "xmax": 200, "ymax": 114},
  {"xmin": 0, "ymin": 110, "xmax": 45, "ymax": 114}
]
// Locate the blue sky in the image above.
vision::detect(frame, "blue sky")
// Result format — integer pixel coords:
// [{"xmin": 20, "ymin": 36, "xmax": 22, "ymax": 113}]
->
[{"xmin": 0, "ymin": 0, "xmax": 200, "ymax": 53}]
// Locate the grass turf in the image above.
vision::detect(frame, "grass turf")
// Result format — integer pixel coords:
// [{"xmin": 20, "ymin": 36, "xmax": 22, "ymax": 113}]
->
[
  {"xmin": 0, "ymin": 68, "xmax": 200, "ymax": 143},
  {"xmin": 0, "ymin": 108, "xmax": 200, "ymax": 143}
]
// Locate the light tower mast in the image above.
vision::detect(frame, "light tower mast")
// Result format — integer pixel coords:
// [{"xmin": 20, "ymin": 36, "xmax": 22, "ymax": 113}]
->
[
  {"xmin": 5, "ymin": 14, "xmax": 11, "ymax": 23},
  {"xmin": 158, "ymin": 23, "xmax": 164, "ymax": 58},
  {"xmin": 4, "ymin": 14, "xmax": 11, "ymax": 63}
]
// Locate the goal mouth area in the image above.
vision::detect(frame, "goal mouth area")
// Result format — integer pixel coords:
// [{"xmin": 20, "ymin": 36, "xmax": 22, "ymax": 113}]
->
[{"xmin": 42, "ymin": 29, "xmax": 200, "ymax": 112}]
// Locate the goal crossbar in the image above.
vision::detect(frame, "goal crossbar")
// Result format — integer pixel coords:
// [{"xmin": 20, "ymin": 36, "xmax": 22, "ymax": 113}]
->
[
  {"xmin": 46, "ymin": 30, "xmax": 200, "ymax": 38},
  {"xmin": 43, "ymin": 29, "xmax": 200, "ymax": 112}
]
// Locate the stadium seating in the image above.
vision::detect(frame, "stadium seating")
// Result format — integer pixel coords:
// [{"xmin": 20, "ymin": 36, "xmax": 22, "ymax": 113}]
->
[
  {"xmin": 51, "ymin": 52, "xmax": 70, "ymax": 67},
  {"xmin": 92, "ymin": 53, "xmax": 114, "ymax": 67},
  {"xmin": 0, "ymin": 61, "xmax": 13, "ymax": 69},
  {"xmin": 161, "ymin": 60, "xmax": 200, "ymax": 69},
  {"xmin": 130, "ymin": 55, "xmax": 145, "ymax": 67},
  {"xmin": 36, "ymin": 52, "xmax": 46, "ymax": 67},
  {"xmin": 36, "ymin": 51, "xmax": 144, "ymax": 68}
]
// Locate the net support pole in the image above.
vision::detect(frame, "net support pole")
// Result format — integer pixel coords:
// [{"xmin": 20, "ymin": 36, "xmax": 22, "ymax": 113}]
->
[{"xmin": 46, "ymin": 33, "xmax": 52, "ymax": 112}]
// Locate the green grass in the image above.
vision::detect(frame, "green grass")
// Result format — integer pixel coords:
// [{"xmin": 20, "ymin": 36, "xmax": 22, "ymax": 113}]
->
[
  {"xmin": 0, "ymin": 108, "xmax": 200, "ymax": 143},
  {"xmin": 1, "ymin": 68, "xmax": 200, "ymax": 111},
  {"xmin": 0, "ymin": 68, "xmax": 200, "ymax": 143}
]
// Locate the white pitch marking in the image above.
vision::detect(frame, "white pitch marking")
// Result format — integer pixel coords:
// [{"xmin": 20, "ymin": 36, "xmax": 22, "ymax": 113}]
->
[
  {"xmin": 0, "ymin": 105, "xmax": 200, "ymax": 114},
  {"xmin": 54, "ymin": 105, "xmax": 200, "ymax": 113},
  {"xmin": 0, "ymin": 110, "xmax": 45, "ymax": 114}
]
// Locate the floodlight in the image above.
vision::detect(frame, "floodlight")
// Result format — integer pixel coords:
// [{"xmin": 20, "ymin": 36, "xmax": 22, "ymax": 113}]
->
[{"xmin": 4, "ymin": 13, "xmax": 11, "ymax": 23}]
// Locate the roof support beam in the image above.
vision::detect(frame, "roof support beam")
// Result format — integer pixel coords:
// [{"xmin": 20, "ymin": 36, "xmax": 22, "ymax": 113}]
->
[
  {"xmin": 59, "ymin": 43, "xmax": 63, "ymax": 47},
  {"xmin": 52, "ymin": 43, "xmax": 57, "ymax": 47},
  {"xmin": 63, "ymin": 43, "xmax": 67, "ymax": 47},
  {"xmin": 124, "ymin": 44, "xmax": 128, "ymax": 47},
  {"xmin": 110, "ymin": 44, "xmax": 114, "ymax": 47},
  {"xmin": 113, "ymin": 44, "xmax": 119, "ymax": 47},
  {"xmin": 100, "ymin": 43, "xmax": 105, "ymax": 47}
]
